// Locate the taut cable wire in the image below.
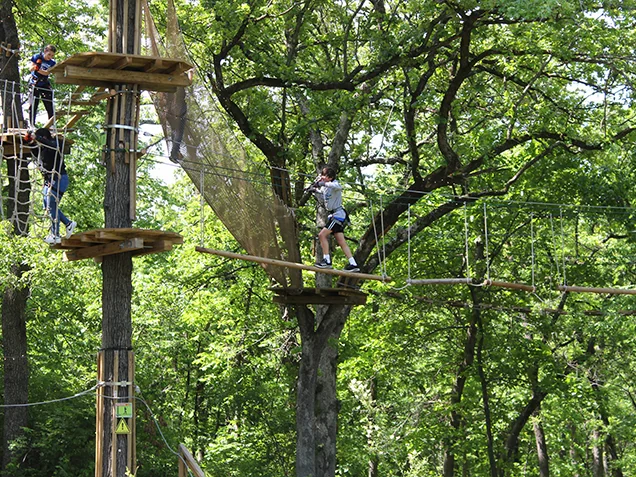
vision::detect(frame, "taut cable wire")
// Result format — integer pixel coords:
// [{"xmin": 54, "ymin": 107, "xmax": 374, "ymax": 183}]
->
[
  {"xmin": 483, "ymin": 202, "xmax": 490, "ymax": 282},
  {"xmin": 464, "ymin": 202, "xmax": 470, "ymax": 280}
]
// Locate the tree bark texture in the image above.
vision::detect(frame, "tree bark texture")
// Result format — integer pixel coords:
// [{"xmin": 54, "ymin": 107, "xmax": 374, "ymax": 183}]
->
[
  {"xmin": 443, "ymin": 239, "xmax": 486, "ymax": 477},
  {"xmin": 1, "ymin": 1, "xmax": 30, "ymax": 472},
  {"xmin": 97, "ymin": 0, "xmax": 141, "ymax": 474},
  {"xmin": 533, "ymin": 410, "xmax": 549, "ymax": 477},
  {"xmin": 592, "ymin": 428, "xmax": 603, "ymax": 477},
  {"xmin": 314, "ymin": 307, "xmax": 347, "ymax": 477},
  {"xmin": 475, "ymin": 310, "xmax": 497, "ymax": 477},
  {"xmin": 443, "ymin": 305, "xmax": 479, "ymax": 477},
  {"xmin": 296, "ymin": 306, "xmax": 319, "ymax": 477},
  {"xmin": 1, "ymin": 264, "xmax": 29, "ymax": 470}
]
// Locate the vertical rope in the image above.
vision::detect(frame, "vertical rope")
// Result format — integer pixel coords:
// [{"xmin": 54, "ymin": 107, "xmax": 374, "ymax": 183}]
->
[
  {"xmin": 2, "ymin": 79, "xmax": 8, "ymax": 133},
  {"xmin": 380, "ymin": 193, "xmax": 387, "ymax": 278},
  {"xmin": 199, "ymin": 167, "xmax": 205, "ymax": 247},
  {"xmin": 549, "ymin": 213, "xmax": 560, "ymax": 285},
  {"xmin": 483, "ymin": 202, "xmax": 490, "ymax": 281},
  {"xmin": 407, "ymin": 204, "xmax": 411, "ymax": 282},
  {"xmin": 560, "ymin": 207, "xmax": 566, "ymax": 286},
  {"xmin": 530, "ymin": 212, "xmax": 535, "ymax": 289},
  {"xmin": 464, "ymin": 202, "xmax": 470, "ymax": 279},
  {"xmin": 369, "ymin": 199, "xmax": 383, "ymax": 275}
]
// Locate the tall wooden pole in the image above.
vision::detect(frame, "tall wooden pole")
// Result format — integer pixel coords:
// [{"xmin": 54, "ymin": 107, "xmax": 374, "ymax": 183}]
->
[{"xmin": 96, "ymin": 0, "xmax": 141, "ymax": 475}]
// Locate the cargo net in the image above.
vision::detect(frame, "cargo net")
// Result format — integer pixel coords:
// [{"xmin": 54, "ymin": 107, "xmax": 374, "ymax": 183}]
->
[{"xmin": 143, "ymin": 0, "xmax": 301, "ymax": 288}]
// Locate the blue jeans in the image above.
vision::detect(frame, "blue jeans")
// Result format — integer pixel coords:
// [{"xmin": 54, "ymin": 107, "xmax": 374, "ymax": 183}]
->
[{"xmin": 43, "ymin": 173, "xmax": 69, "ymax": 236}]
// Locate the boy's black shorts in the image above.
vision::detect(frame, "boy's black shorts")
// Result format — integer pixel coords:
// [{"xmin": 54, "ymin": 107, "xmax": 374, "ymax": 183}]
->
[{"xmin": 326, "ymin": 217, "xmax": 346, "ymax": 234}]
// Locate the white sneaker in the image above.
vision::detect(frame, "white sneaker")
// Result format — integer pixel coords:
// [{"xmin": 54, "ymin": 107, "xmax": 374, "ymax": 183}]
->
[
  {"xmin": 66, "ymin": 221, "xmax": 77, "ymax": 238},
  {"xmin": 44, "ymin": 234, "xmax": 61, "ymax": 245}
]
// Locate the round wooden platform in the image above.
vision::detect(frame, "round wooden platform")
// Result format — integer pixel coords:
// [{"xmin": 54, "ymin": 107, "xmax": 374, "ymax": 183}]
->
[{"xmin": 51, "ymin": 228, "xmax": 183, "ymax": 261}]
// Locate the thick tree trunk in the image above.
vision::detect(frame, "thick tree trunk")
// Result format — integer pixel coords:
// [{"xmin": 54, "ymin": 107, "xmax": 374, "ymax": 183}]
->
[
  {"xmin": 569, "ymin": 424, "xmax": 580, "ymax": 477},
  {"xmin": 533, "ymin": 409, "xmax": 549, "ymax": 477},
  {"xmin": 1, "ymin": 264, "xmax": 29, "ymax": 470},
  {"xmin": 0, "ymin": 1, "xmax": 30, "ymax": 472},
  {"xmin": 296, "ymin": 306, "xmax": 319, "ymax": 477},
  {"xmin": 592, "ymin": 428, "xmax": 604, "ymax": 477},
  {"xmin": 314, "ymin": 307, "xmax": 347, "ymax": 477},
  {"xmin": 96, "ymin": 1, "xmax": 141, "ymax": 474},
  {"xmin": 295, "ymin": 302, "xmax": 348, "ymax": 477}
]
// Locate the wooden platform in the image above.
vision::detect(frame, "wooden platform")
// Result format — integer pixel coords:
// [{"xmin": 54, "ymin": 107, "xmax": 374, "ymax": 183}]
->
[
  {"xmin": 51, "ymin": 228, "xmax": 183, "ymax": 261},
  {"xmin": 50, "ymin": 52, "xmax": 194, "ymax": 92},
  {"xmin": 271, "ymin": 287, "xmax": 367, "ymax": 305},
  {"xmin": 1, "ymin": 129, "xmax": 73, "ymax": 156}
]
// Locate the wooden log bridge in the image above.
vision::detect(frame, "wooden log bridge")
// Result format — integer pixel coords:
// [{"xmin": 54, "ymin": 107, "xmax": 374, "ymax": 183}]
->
[
  {"xmin": 558, "ymin": 285, "xmax": 636, "ymax": 296},
  {"xmin": 195, "ymin": 247, "xmax": 391, "ymax": 283}
]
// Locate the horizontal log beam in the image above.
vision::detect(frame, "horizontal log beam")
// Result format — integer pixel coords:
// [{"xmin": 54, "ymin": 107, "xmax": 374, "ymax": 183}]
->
[
  {"xmin": 195, "ymin": 246, "xmax": 391, "ymax": 282},
  {"xmin": 483, "ymin": 279, "xmax": 536, "ymax": 292},
  {"xmin": 558, "ymin": 285, "xmax": 636, "ymax": 295}
]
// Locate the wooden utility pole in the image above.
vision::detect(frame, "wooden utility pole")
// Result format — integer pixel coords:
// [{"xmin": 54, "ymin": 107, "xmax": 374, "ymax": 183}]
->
[{"xmin": 96, "ymin": 0, "xmax": 141, "ymax": 474}]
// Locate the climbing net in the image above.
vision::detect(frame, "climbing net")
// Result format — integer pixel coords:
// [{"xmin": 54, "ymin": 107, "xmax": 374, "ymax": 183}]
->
[
  {"xmin": 143, "ymin": 0, "xmax": 302, "ymax": 288},
  {"xmin": 0, "ymin": 77, "xmax": 95, "ymax": 240}
]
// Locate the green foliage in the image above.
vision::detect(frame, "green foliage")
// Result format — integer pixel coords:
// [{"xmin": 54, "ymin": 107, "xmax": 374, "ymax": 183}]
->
[{"xmin": 5, "ymin": 0, "xmax": 636, "ymax": 476}]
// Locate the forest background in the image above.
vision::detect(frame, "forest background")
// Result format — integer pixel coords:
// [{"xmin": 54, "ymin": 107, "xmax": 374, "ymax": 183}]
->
[{"xmin": 3, "ymin": 0, "xmax": 636, "ymax": 476}]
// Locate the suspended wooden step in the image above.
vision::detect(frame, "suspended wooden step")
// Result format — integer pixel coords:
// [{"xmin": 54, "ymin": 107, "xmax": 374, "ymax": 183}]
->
[
  {"xmin": 483, "ymin": 279, "xmax": 536, "ymax": 293},
  {"xmin": 407, "ymin": 278, "xmax": 472, "ymax": 286},
  {"xmin": 271, "ymin": 287, "xmax": 367, "ymax": 306},
  {"xmin": 407, "ymin": 277, "xmax": 535, "ymax": 292},
  {"xmin": 52, "ymin": 228, "xmax": 183, "ymax": 261},
  {"xmin": 1, "ymin": 129, "xmax": 73, "ymax": 157},
  {"xmin": 195, "ymin": 247, "xmax": 392, "ymax": 282},
  {"xmin": 50, "ymin": 52, "xmax": 194, "ymax": 92}
]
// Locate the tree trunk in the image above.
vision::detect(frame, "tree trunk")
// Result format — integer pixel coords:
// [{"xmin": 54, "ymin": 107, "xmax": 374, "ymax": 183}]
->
[
  {"xmin": 1, "ymin": 264, "xmax": 29, "ymax": 470},
  {"xmin": 592, "ymin": 428, "xmax": 604, "ymax": 477},
  {"xmin": 0, "ymin": 1, "xmax": 30, "ymax": 472},
  {"xmin": 533, "ymin": 409, "xmax": 549, "ymax": 477},
  {"xmin": 314, "ymin": 307, "xmax": 347, "ymax": 477},
  {"xmin": 96, "ymin": 0, "xmax": 141, "ymax": 474},
  {"xmin": 443, "ymin": 304, "xmax": 479, "ymax": 477},
  {"xmin": 475, "ymin": 311, "xmax": 497, "ymax": 477},
  {"xmin": 569, "ymin": 424, "xmax": 579, "ymax": 477},
  {"xmin": 295, "ymin": 302, "xmax": 348, "ymax": 477},
  {"xmin": 367, "ymin": 376, "xmax": 378, "ymax": 477},
  {"xmin": 296, "ymin": 306, "xmax": 319, "ymax": 477},
  {"xmin": 443, "ymin": 238, "xmax": 485, "ymax": 477}
]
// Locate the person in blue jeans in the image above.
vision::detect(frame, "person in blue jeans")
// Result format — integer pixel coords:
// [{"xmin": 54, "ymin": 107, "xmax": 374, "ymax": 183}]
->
[
  {"xmin": 33, "ymin": 128, "xmax": 76, "ymax": 244},
  {"xmin": 27, "ymin": 45, "xmax": 57, "ymax": 126}
]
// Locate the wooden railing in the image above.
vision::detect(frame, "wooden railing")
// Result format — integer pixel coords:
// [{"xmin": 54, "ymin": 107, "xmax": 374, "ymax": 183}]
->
[{"xmin": 178, "ymin": 444, "xmax": 205, "ymax": 477}]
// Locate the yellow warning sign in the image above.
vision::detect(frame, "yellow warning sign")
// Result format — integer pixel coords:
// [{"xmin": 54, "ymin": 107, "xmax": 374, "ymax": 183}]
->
[{"xmin": 116, "ymin": 419, "xmax": 130, "ymax": 435}]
